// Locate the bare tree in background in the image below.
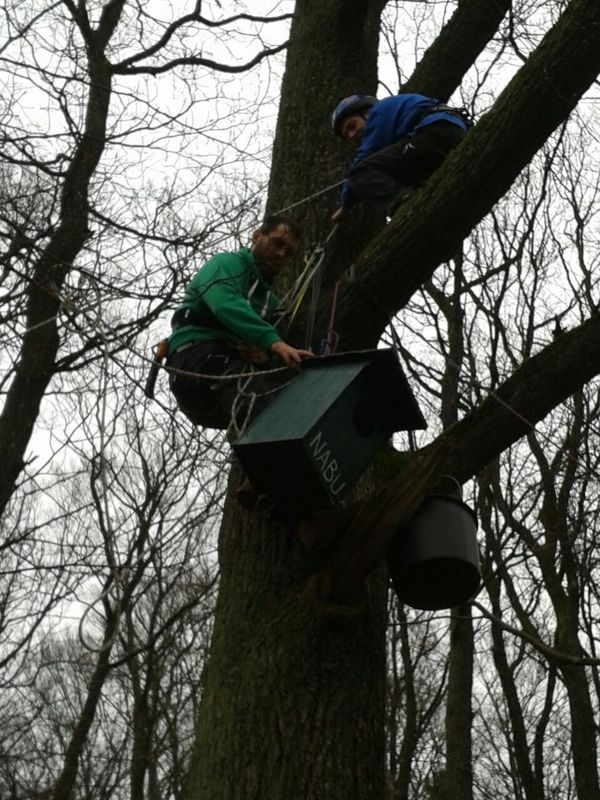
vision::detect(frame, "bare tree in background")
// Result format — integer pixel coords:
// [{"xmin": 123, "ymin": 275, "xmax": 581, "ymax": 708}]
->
[
  {"xmin": 0, "ymin": 3, "xmax": 292, "ymax": 797},
  {"xmin": 0, "ymin": 376, "xmax": 222, "ymax": 799},
  {"xmin": 385, "ymin": 109, "xmax": 600, "ymax": 799},
  {"xmin": 0, "ymin": 0, "xmax": 291, "ymax": 517},
  {"xmin": 3, "ymin": 1, "xmax": 600, "ymax": 798}
]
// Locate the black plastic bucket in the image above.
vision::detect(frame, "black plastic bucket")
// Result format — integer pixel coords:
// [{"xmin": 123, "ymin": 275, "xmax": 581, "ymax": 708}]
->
[{"xmin": 389, "ymin": 493, "xmax": 480, "ymax": 610}]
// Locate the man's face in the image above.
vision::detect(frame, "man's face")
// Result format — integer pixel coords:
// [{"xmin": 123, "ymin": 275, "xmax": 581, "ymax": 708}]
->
[
  {"xmin": 340, "ymin": 113, "xmax": 366, "ymax": 143},
  {"xmin": 251, "ymin": 223, "xmax": 299, "ymax": 281}
]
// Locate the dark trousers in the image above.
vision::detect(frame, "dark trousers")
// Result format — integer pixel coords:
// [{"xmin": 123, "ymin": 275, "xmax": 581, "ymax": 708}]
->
[
  {"xmin": 347, "ymin": 121, "xmax": 467, "ymax": 211},
  {"xmin": 168, "ymin": 341, "xmax": 286, "ymax": 434}
]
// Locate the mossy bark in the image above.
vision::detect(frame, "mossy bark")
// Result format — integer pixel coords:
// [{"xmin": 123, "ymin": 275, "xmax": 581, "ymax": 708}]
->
[
  {"xmin": 185, "ymin": 490, "xmax": 388, "ymax": 799},
  {"xmin": 332, "ymin": 0, "xmax": 600, "ymax": 349},
  {"xmin": 187, "ymin": 2, "xmax": 391, "ymax": 794},
  {"xmin": 184, "ymin": 0, "xmax": 586, "ymax": 795}
]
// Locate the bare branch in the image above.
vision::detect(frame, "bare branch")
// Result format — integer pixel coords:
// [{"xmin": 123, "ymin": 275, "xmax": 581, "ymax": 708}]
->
[
  {"xmin": 113, "ymin": 41, "xmax": 288, "ymax": 76},
  {"xmin": 113, "ymin": 11, "xmax": 292, "ymax": 71}
]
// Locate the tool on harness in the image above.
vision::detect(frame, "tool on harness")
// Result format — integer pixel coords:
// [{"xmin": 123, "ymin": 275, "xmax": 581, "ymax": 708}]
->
[{"xmin": 144, "ymin": 338, "xmax": 169, "ymax": 399}]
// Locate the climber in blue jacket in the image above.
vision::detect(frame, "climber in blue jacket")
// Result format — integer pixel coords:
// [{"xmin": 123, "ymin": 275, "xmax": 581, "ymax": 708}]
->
[{"xmin": 330, "ymin": 93, "xmax": 470, "ymax": 221}]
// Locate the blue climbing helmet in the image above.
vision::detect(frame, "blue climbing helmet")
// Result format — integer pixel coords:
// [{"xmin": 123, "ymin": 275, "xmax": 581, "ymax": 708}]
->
[{"xmin": 331, "ymin": 94, "xmax": 377, "ymax": 137}]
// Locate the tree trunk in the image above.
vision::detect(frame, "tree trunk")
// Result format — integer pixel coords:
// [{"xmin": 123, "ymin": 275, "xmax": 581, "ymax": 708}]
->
[
  {"xmin": 52, "ymin": 618, "xmax": 118, "ymax": 800},
  {"xmin": 487, "ymin": 570, "xmax": 541, "ymax": 800},
  {"xmin": 439, "ymin": 607, "xmax": 473, "ymax": 800},
  {"xmin": 430, "ymin": 258, "xmax": 474, "ymax": 800},
  {"xmin": 0, "ymin": 6, "xmax": 122, "ymax": 518},
  {"xmin": 185, "ymin": 1, "xmax": 600, "ymax": 797},
  {"xmin": 185, "ymin": 496, "xmax": 388, "ymax": 799},
  {"xmin": 394, "ymin": 604, "xmax": 419, "ymax": 800},
  {"xmin": 536, "ymin": 406, "xmax": 600, "ymax": 800},
  {"xmin": 186, "ymin": 2, "xmax": 392, "ymax": 796},
  {"xmin": 403, "ymin": 0, "xmax": 511, "ymax": 100}
]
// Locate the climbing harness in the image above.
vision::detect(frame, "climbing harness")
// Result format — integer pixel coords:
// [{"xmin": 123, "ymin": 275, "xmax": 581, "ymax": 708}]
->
[
  {"xmin": 428, "ymin": 104, "xmax": 474, "ymax": 128},
  {"xmin": 152, "ymin": 222, "xmax": 341, "ymax": 432},
  {"xmin": 158, "ymin": 225, "xmax": 340, "ymax": 418},
  {"xmin": 274, "ymin": 224, "xmax": 338, "ymax": 334},
  {"xmin": 144, "ymin": 229, "xmax": 337, "ymax": 406}
]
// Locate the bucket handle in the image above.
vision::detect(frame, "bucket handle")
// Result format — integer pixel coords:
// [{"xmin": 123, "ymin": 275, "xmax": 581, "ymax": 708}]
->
[{"xmin": 432, "ymin": 474, "xmax": 463, "ymax": 500}]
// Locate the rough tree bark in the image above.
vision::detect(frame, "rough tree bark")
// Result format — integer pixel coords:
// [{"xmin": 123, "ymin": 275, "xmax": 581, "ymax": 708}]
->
[
  {"xmin": 186, "ymin": 0, "xmax": 600, "ymax": 798},
  {"xmin": 184, "ymin": 1, "xmax": 520, "ymax": 798},
  {"xmin": 332, "ymin": 0, "xmax": 600, "ymax": 350}
]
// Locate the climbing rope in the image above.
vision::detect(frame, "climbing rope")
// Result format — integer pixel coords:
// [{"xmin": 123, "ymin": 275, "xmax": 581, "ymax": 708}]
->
[
  {"xmin": 141, "ymin": 182, "xmax": 344, "ymax": 421},
  {"xmin": 33, "ymin": 261, "xmax": 600, "ymax": 484},
  {"xmin": 226, "ymin": 363, "xmax": 296, "ymax": 439},
  {"xmin": 275, "ymin": 180, "xmax": 344, "ymax": 216},
  {"xmin": 274, "ymin": 223, "xmax": 339, "ymax": 333},
  {"xmin": 228, "ymin": 365, "xmax": 258, "ymax": 439},
  {"xmin": 320, "ymin": 280, "xmax": 341, "ymax": 356}
]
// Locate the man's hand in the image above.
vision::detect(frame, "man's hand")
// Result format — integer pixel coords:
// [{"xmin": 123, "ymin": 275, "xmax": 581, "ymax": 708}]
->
[
  {"xmin": 269, "ymin": 340, "xmax": 313, "ymax": 368},
  {"xmin": 331, "ymin": 206, "xmax": 347, "ymax": 223}
]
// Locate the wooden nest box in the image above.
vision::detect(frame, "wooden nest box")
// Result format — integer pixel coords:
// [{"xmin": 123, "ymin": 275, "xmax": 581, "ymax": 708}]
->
[{"xmin": 233, "ymin": 348, "xmax": 426, "ymax": 514}]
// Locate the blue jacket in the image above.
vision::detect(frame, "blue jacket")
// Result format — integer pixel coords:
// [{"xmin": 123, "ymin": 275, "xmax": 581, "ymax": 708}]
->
[{"xmin": 340, "ymin": 94, "xmax": 468, "ymax": 207}]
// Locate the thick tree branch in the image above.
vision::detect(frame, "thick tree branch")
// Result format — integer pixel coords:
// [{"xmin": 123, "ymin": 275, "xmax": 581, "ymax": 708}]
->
[
  {"xmin": 321, "ymin": 309, "xmax": 600, "ymax": 604},
  {"xmin": 440, "ymin": 313, "xmax": 600, "ymax": 482},
  {"xmin": 331, "ymin": 0, "xmax": 600, "ymax": 350},
  {"xmin": 403, "ymin": 0, "xmax": 511, "ymax": 100}
]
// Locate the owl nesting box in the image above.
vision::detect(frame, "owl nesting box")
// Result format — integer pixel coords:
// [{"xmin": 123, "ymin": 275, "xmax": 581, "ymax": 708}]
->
[{"xmin": 232, "ymin": 349, "xmax": 426, "ymax": 514}]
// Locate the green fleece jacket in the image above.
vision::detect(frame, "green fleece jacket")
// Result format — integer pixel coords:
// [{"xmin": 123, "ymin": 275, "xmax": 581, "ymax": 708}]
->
[{"xmin": 167, "ymin": 247, "xmax": 282, "ymax": 357}]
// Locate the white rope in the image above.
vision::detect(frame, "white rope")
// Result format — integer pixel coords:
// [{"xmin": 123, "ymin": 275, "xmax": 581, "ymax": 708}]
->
[
  {"xmin": 166, "ymin": 358, "xmax": 288, "ymax": 382},
  {"xmin": 275, "ymin": 180, "xmax": 344, "ymax": 215},
  {"xmin": 225, "ymin": 362, "xmax": 296, "ymax": 438},
  {"xmin": 228, "ymin": 366, "xmax": 258, "ymax": 439}
]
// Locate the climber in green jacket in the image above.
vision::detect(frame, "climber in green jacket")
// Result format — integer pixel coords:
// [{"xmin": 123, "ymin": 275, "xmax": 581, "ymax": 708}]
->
[{"xmin": 167, "ymin": 214, "xmax": 312, "ymax": 432}]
